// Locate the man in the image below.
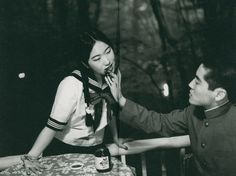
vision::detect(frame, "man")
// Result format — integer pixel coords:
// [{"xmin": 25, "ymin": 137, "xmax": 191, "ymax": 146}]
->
[{"xmin": 105, "ymin": 58, "xmax": 236, "ymax": 176}]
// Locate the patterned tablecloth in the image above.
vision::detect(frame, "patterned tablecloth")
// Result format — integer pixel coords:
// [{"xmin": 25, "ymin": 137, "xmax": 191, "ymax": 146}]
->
[{"xmin": 0, "ymin": 153, "xmax": 136, "ymax": 176}]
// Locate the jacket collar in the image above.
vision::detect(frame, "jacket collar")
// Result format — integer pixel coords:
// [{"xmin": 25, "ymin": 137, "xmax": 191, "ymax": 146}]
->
[{"xmin": 204, "ymin": 101, "xmax": 232, "ymax": 119}]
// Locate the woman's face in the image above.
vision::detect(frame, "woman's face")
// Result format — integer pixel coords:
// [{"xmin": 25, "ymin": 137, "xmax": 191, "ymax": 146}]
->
[{"xmin": 88, "ymin": 41, "xmax": 115, "ymax": 76}]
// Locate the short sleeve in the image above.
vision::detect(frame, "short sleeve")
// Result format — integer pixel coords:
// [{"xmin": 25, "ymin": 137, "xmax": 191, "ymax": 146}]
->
[{"xmin": 49, "ymin": 76, "xmax": 83, "ymax": 124}]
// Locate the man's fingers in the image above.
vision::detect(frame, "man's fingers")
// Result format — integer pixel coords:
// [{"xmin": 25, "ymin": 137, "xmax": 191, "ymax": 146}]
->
[
  {"xmin": 109, "ymin": 72, "xmax": 116, "ymax": 78},
  {"xmin": 105, "ymin": 77, "xmax": 112, "ymax": 86},
  {"xmin": 105, "ymin": 75, "xmax": 118, "ymax": 87},
  {"xmin": 107, "ymin": 76, "xmax": 113, "ymax": 84},
  {"xmin": 117, "ymin": 70, "xmax": 121, "ymax": 83},
  {"xmin": 119, "ymin": 144, "xmax": 128, "ymax": 150}
]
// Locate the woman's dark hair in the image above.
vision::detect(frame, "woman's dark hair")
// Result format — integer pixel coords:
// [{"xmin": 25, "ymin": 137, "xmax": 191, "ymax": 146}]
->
[
  {"xmin": 71, "ymin": 28, "xmax": 117, "ymax": 129},
  {"xmin": 78, "ymin": 28, "xmax": 114, "ymax": 65},
  {"xmin": 53, "ymin": 28, "xmax": 115, "ymax": 82},
  {"xmin": 68, "ymin": 28, "xmax": 116, "ymax": 77}
]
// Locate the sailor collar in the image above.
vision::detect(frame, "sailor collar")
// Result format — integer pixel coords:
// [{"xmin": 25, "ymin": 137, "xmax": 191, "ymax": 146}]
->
[{"xmin": 71, "ymin": 70, "xmax": 108, "ymax": 92}]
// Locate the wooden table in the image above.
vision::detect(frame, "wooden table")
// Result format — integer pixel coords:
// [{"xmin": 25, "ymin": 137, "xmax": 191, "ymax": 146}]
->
[{"xmin": 0, "ymin": 153, "xmax": 136, "ymax": 176}]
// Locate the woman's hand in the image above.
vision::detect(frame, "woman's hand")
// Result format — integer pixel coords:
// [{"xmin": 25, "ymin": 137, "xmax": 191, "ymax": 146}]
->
[
  {"xmin": 105, "ymin": 70, "xmax": 122, "ymax": 102},
  {"xmin": 21, "ymin": 155, "xmax": 45, "ymax": 175}
]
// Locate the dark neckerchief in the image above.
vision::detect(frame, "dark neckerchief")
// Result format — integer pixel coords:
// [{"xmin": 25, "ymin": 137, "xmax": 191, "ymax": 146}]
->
[{"xmin": 70, "ymin": 70, "xmax": 117, "ymax": 131}]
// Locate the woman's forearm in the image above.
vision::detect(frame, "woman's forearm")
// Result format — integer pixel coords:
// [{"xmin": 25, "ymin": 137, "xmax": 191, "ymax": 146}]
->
[
  {"xmin": 28, "ymin": 127, "xmax": 56, "ymax": 157},
  {"xmin": 0, "ymin": 155, "xmax": 23, "ymax": 170}
]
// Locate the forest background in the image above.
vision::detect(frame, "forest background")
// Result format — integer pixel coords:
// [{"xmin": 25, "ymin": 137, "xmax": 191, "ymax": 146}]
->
[{"xmin": 0, "ymin": 0, "xmax": 235, "ymax": 175}]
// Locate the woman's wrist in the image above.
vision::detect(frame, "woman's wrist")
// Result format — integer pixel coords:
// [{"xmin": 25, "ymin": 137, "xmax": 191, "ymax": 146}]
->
[
  {"xmin": 21, "ymin": 154, "xmax": 41, "ymax": 163},
  {"xmin": 23, "ymin": 154, "xmax": 41, "ymax": 160}
]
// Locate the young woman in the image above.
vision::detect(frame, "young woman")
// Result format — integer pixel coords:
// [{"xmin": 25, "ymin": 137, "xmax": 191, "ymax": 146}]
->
[{"xmin": 21, "ymin": 29, "xmax": 127, "ymax": 174}]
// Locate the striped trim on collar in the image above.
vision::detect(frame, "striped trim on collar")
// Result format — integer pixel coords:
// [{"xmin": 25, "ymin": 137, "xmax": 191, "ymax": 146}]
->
[{"xmin": 71, "ymin": 70, "xmax": 108, "ymax": 92}]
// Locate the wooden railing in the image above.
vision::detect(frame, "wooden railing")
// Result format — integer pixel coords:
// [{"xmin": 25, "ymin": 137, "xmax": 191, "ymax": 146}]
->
[{"xmin": 107, "ymin": 135, "xmax": 191, "ymax": 176}]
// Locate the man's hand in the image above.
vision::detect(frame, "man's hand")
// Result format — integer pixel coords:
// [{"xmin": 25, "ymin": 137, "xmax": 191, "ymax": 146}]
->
[
  {"xmin": 114, "ymin": 138, "xmax": 133, "ymax": 150},
  {"xmin": 105, "ymin": 70, "xmax": 125, "ymax": 107}
]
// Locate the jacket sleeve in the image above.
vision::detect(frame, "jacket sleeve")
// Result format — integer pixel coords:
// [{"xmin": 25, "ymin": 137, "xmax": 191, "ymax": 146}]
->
[{"xmin": 119, "ymin": 99, "xmax": 190, "ymax": 136}]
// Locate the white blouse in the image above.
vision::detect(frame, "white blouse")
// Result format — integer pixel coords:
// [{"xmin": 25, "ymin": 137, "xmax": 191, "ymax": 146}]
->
[{"xmin": 47, "ymin": 72, "xmax": 110, "ymax": 146}]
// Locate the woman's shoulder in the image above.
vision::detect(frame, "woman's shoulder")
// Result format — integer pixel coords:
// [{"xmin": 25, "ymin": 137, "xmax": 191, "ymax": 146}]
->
[
  {"xmin": 64, "ymin": 74, "xmax": 83, "ymax": 84},
  {"xmin": 58, "ymin": 75, "xmax": 83, "ymax": 92}
]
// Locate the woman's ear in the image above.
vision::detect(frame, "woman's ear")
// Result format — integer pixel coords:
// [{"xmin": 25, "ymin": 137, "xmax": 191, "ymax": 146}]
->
[{"xmin": 214, "ymin": 88, "xmax": 227, "ymax": 101}]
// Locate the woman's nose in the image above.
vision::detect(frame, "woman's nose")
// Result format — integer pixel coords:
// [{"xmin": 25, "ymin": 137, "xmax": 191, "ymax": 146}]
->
[{"xmin": 102, "ymin": 56, "xmax": 110, "ymax": 65}]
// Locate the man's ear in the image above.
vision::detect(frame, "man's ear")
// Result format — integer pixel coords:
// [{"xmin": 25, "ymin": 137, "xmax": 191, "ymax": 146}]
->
[{"xmin": 214, "ymin": 88, "xmax": 227, "ymax": 101}]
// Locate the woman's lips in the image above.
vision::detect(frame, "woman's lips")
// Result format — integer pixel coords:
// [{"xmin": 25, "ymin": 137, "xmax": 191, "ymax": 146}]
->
[{"xmin": 189, "ymin": 91, "xmax": 193, "ymax": 97}]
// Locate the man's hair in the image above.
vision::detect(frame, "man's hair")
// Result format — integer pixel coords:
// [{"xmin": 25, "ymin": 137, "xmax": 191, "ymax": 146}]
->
[{"xmin": 202, "ymin": 53, "xmax": 236, "ymax": 103}]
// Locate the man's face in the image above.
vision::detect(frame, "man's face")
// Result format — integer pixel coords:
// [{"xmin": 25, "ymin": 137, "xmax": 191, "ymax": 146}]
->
[{"xmin": 188, "ymin": 64, "xmax": 216, "ymax": 109}]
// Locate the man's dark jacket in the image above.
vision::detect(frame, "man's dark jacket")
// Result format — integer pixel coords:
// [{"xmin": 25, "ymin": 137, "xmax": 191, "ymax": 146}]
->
[{"xmin": 119, "ymin": 99, "xmax": 236, "ymax": 176}]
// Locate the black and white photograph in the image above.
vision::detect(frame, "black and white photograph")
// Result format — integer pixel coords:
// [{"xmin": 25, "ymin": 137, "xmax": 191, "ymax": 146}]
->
[{"xmin": 0, "ymin": 0, "xmax": 235, "ymax": 175}]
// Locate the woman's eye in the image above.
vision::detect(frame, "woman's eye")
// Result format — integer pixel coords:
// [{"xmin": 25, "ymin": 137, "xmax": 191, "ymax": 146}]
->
[
  {"xmin": 93, "ymin": 57, "xmax": 101, "ymax": 61},
  {"xmin": 105, "ymin": 47, "xmax": 111, "ymax": 54}
]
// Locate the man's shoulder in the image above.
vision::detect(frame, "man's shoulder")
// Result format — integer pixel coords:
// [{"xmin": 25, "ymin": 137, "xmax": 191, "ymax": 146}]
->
[
  {"xmin": 231, "ymin": 103, "xmax": 236, "ymax": 108},
  {"xmin": 182, "ymin": 104, "xmax": 196, "ymax": 113},
  {"xmin": 228, "ymin": 103, "xmax": 236, "ymax": 113},
  {"xmin": 179, "ymin": 105, "xmax": 200, "ymax": 119}
]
